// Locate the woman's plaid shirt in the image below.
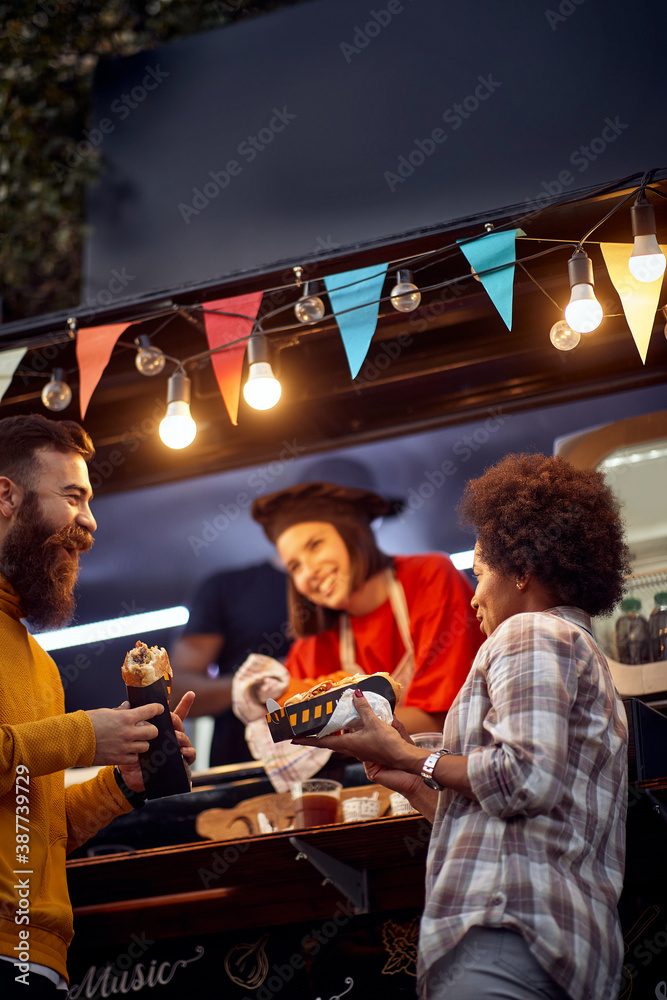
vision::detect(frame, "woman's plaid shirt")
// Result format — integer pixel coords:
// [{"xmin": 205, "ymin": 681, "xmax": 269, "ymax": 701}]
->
[{"xmin": 419, "ymin": 608, "xmax": 628, "ymax": 1000}]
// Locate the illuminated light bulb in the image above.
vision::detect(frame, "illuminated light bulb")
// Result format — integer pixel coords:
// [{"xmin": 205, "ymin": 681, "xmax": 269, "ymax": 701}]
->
[
  {"xmin": 390, "ymin": 269, "xmax": 421, "ymax": 312},
  {"xmin": 629, "ymin": 236, "xmax": 666, "ymax": 282},
  {"xmin": 564, "ymin": 250, "xmax": 603, "ymax": 334},
  {"xmin": 243, "ymin": 333, "xmax": 281, "ymax": 410},
  {"xmin": 158, "ymin": 371, "xmax": 197, "ymax": 449},
  {"xmin": 294, "ymin": 281, "xmax": 325, "ymax": 324},
  {"xmin": 629, "ymin": 194, "xmax": 666, "ymax": 283},
  {"xmin": 549, "ymin": 320, "xmax": 580, "ymax": 351},
  {"xmin": 159, "ymin": 402, "xmax": 196, "ymax": 449},
  {"xmin": 565, "ymin": 285, "xmax": 603, "ymax": 334},
  {"xmin": 41, "ymin": 369, "xmax": 72, "ymax": 411},
  {"xmin": 244, "ymin": 363, "xmax": 282, "ymax": 410},
  {"xmin": 134, "ymin": 334, "xmax": 166, "ymax": 376}
]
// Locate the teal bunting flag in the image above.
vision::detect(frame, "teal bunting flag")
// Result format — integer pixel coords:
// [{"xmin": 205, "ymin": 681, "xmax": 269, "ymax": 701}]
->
[
  {"xmin": 457, "ymin": 229, "xmax": 525, "ymax": 330},
  {"xmin": 324, "ymin": 264, "xmax": 388, "ymax": 378}
]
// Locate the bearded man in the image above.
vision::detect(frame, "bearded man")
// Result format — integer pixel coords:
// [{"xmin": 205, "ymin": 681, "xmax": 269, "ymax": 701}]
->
[{"xmin": 0, "ymin": 415, "xmax": 195, "ymax": 996}]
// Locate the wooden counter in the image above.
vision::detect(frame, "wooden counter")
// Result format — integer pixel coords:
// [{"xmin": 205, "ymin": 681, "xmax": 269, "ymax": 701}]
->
[
  {"xmin": 67, "ymin": 813, "xmax": 430, "ymax": 948},
  {"xmin": 66, "ymin": 814, "xmax": 430, "ymax": 999},
  {"xmin": 64, "ymin": 710, "xmax": 667, "ymax": 998}
]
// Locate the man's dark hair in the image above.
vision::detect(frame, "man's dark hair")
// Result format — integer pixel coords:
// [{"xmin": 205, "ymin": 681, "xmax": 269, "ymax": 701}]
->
[
  {"xmin": 0, "ymin": 414, "xmax": 95, "ymax": 489},
  {"xmin": 458, "ymin": 452, "xmax": 631, "ymax": 617}
]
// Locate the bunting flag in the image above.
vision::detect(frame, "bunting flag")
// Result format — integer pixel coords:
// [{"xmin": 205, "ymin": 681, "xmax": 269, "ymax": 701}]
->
[
  {"xmin": 324, "ymin": 264, "xmax": 388, "ymax": 379},
  {"xmin": 76, "ymin": 323, "xmax": 132, "ymax": 418},
  {"xmin": 600, "ymin": 242, "xmax": 667, "ymax": 364},
  {"xmin": 202, "ymin": 292, "xmax": 263, "ymax": 425},
  {"xmin": 0, "ymin": 347, "xmax": 27, "ymax": 402},
  {"xmin": 457, "ymin": 229, "xmax": 525, "ymax": 330}
]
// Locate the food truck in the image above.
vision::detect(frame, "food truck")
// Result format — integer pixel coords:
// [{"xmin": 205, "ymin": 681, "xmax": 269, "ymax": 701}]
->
[{"xmin": 2, "ymin": 2, "xmax": 666, "ymax": 996}]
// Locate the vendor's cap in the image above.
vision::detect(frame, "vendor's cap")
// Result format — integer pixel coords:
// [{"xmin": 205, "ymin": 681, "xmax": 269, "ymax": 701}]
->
[{"xmin": 252, "ymin": 481, "xmax": 392, "ymax": 543}]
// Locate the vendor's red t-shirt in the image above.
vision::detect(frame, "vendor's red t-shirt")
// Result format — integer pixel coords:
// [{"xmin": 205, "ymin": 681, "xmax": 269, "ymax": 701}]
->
[{"xmin": 284, "ymin": 553, "xmax": 483, "ymax": 713}]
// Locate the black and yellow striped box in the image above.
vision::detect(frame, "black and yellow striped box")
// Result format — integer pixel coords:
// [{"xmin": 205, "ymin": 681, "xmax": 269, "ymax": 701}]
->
[{"xmin": 266, "ymin": 674, "xmax": 398, "ymax": 743}]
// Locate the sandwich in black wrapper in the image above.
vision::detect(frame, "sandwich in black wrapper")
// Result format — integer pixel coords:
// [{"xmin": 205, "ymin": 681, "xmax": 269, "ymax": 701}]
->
[{"xmin": 122, "ymin": 641, "xmax": 191, "ymax": 799}]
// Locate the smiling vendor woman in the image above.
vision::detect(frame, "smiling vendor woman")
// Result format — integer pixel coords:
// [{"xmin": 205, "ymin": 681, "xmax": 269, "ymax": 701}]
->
[{"xmin": 250, "ymin": 481, "xmax": 483, "ymax": 732}]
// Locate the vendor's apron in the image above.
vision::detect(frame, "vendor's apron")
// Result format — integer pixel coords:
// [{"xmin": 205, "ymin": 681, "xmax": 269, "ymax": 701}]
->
[{"xmin": 338, "ymin": 568, "xmax": 414, "ymax": 703}]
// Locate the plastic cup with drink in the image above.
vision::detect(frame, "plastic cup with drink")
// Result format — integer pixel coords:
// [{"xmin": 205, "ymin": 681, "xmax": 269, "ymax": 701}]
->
[
  {"xmin": 390, "ymin": 732, "xmax": 443, "ymax": 815},
  {"xmin": 410, "ymin": 732, "xmax": 444, "ymax": 750},
  {"xmin": 290, "ymin": 779, "xmax": 342, "ymax": 829}
]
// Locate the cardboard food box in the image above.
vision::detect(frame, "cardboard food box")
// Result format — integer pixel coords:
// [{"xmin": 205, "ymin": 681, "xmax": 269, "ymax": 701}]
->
[{"xmin": 266, "ymin": 673, "xmax": 398, "ymax": 743}]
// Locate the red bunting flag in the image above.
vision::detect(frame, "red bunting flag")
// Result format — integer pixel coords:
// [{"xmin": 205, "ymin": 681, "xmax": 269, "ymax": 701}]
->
[
  {"xmin": 76, "ymin": 323, "xmax": 133, "ymax": 418},
  {"xmin": 202, "ymin": 292, "xmax": 263, "ymax": 425}
]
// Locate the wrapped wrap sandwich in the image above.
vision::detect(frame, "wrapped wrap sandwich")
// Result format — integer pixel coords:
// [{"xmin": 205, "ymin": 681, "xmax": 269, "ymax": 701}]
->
[{"xmin": 122, "ymin": 641, "xmax": 191, "ymax": 799}]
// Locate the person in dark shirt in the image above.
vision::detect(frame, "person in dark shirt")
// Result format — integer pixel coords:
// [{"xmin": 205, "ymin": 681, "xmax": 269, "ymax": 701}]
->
[{"xmin": 170, "ymin": 561, "xmax": 290, "ymax": 766}]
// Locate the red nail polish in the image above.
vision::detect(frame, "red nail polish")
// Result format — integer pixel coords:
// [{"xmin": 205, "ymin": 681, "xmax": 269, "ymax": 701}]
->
[{"xmin": 354, "ymin": 689, "xmax": 363, "ymax": 698}]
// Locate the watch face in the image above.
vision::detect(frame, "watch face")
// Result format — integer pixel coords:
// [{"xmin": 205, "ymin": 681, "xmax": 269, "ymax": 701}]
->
[
  {"xmin": 421, "ymin": 749, "xmax": 448, "ymax": 791},
  {"xmin": 422, "ymin": 751, "xmax": 440, "ymax": 774}
]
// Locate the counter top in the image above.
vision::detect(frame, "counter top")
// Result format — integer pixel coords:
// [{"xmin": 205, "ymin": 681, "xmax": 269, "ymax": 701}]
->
[{"xmin": 67, "ymin": 813, "xmax": 431, "ymax": 948}]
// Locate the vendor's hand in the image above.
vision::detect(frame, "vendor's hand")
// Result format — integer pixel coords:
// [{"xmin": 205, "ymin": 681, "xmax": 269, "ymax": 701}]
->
[
  {"xmin": 232, "ymin": 655, "xmax": 289, "ymax": 722},
  {"xmin": 88, "ymin": 702, "xmax": 163, "ymax": 767},
  {"xmin": 250, "ymin": 675, "xmax": 288, "ymax": 706},
  {"xmin": 291, "ymin": 691, "xmax": 427, "ymax": 775}
]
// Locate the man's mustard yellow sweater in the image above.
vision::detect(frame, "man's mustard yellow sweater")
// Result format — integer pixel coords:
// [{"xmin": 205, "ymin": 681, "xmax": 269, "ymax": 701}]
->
[{"xmin": 0, "ymin": 577, "xmax": 132, "ymax": 983}]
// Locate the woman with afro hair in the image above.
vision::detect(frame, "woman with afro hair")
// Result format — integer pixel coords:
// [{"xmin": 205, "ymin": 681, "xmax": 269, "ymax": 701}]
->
[{"xmin": 296, "ymin": 453, "xmax": 631, "ymax": 1000}]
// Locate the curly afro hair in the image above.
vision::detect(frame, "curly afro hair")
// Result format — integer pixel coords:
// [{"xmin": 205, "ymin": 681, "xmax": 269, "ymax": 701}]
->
[{"xmin": 458, "ymin": 452, "xmax": 631, "ymax": 617}]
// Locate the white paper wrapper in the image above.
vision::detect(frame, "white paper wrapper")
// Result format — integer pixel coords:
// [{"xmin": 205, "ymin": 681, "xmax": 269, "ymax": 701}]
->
[
  {"xmin": 342, "ymin": 797, "xmax": 382, "ymax": 822},
  {"xmin": 390, "ymin": 792, "xmax": 417, "ymax": 816},
  {"xmin": 316, "ymin": 689, "xmax": 393, "ymax": 738}
]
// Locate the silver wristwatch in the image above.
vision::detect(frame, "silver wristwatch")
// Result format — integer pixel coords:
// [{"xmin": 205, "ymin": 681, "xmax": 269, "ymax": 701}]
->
[{"xmin": 420, "ymin": 748, "xmax": 451, "ymax": 791}]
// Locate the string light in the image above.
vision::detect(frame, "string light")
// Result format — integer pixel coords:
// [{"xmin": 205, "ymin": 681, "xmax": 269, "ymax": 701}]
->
[
  {"xmin": 243, "ymin": 333, "xmax": 281, "ymax": 410},
  {"xmin": 390, "ymin": 269, "xmax": 421, "ymax": 312},
  {"xmin": 158, "ymin": 370, "xmax": 197, "ymax": 449},
  {"xmin": 134, "ymin": 334, "xmax": 166, "ymax": 376},
  {"xmin": 5, "ymin": 172, "xmax": 665, "ymax": 451},
  {"xmin": 41, "ymin": 369, "xmax": 72, "ymax": 411},
  {"xmin": 549, "ymin": 320, "xmax": 580, "ymax": 351},
  {"xmin": 564, "ymin": 250, "xmax": 603, "ymax": 334},
  {"xmin": 629, "ymin": 192, "xmax": 666, "ymax": 282},
  {"xmin": 294, "ymin": 281, "xmax": 325, "ymax": 324}
]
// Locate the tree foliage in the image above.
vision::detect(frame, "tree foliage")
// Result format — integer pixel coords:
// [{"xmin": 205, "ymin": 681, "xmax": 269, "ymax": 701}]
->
[{"xmin": 0, "ymin": 0, "xmax": 304, "ymax": 322}]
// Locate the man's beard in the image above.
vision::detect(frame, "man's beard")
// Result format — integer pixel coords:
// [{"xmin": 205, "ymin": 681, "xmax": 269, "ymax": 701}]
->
[{"xmin": 0, "ymin": 491, "xmax": 94, "ymax": 631}]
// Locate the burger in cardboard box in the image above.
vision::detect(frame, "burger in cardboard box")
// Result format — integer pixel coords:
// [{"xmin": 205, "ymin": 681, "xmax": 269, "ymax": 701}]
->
[{"xmin": 266, "ymin": 672, "xmax": 401, "ymax": 743}]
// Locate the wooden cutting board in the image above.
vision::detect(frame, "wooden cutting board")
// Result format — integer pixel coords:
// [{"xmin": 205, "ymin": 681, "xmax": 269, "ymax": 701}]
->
[{"xmin": 196, "ymin": 785, "xmax": 394, "ymax": 841}]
